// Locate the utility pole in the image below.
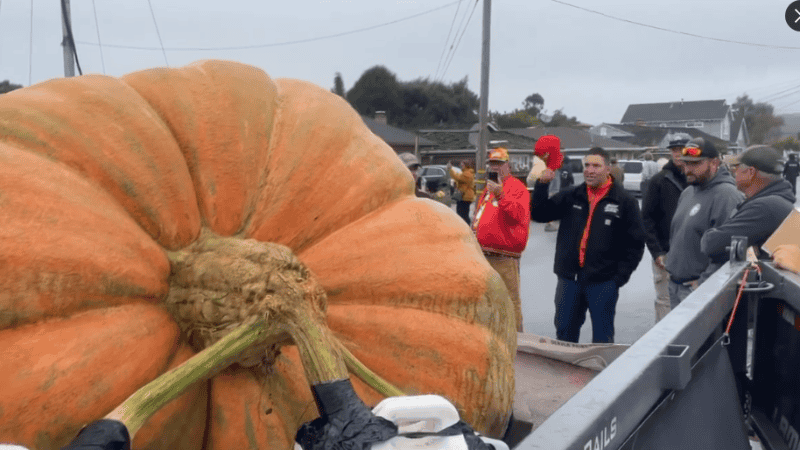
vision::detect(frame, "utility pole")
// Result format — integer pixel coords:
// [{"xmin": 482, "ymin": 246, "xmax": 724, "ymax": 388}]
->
[
  {"xmin": 61, "ymin": 0, "xmax": 75, "ymax": 77},
  {"xmin": 476, "ymin": 0, "xmax": 491, "ymax": 189}
]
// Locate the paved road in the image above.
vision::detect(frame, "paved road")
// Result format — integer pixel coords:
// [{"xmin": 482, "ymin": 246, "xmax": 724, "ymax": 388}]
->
[
  {"xmin": 519, "ymin": 220, "xmax": 654, "ymax": 344},
  {"xmin": 462, "ymin": 195, "xmax": 800, "ymax": 345}
]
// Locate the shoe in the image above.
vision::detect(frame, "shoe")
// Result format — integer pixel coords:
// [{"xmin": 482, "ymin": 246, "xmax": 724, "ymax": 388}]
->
[{"xmin": 544, "ymin": 223, "xmax": 558, "ymax": 232}]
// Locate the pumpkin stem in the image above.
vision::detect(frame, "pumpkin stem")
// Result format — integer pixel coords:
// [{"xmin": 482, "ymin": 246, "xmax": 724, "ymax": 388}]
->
[
  {"xmin": 106, "ymin": 231, "xmax": 403, "ymax": 439},
  {"xmin": 339, "ymin": 342, "xmax": 405, "ymax": 398},
  {"xmin": 104, "ymin": 311, "xmax": 350, "ymax": 438},
  {"xmin": 105, "ymin": 317, "xmax": 276, "ymax": 437}
]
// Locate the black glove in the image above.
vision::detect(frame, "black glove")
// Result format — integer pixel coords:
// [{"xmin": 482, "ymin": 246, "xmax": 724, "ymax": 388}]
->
[{"xmin": 61, "ymin": 419, "xmax": 130, "ymax": 450}]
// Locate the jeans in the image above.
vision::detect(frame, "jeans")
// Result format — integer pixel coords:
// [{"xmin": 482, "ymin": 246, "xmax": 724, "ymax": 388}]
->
[
  {"xmin": 456, "ymin": 200, "xmax": 471, "ymax": 225},
  {"xmin": 668, "ymin": 280, "xmax": 695, "ymax": 308},
  {"xmin": 554, "ymin": 273, "xmax": 619, "ymax": 343}
]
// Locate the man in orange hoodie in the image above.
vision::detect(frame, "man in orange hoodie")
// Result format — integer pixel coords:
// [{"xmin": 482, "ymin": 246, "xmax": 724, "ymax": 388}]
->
[{"xmin": 472, "ymin": 147, "xmax": 530, "ymax": 331}]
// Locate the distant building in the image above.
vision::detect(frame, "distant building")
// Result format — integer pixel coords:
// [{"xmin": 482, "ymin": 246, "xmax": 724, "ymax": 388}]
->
[
  {"xmin": 776, "ymin": 113, "xmax": 800, "ymax": 141},
  {"xmin": 589, "ymin": 123, "xmax": 736, "ymax": 155},
  {"xmin": 506, "ymin": 126, "xmax": 643, "ymax": 161},
  {"xmin": 417, "ymin": 126, "xmax": 539, "ymax": 178},
  {"xmin": 361, "ymin": 112, "xmax": 436, "ymax": 154},
  {"xmin": 417, "ymin": 125, "xmax": 646, "ymax": 178},
  {"xmin": 620, "ymin": 99, "xmax": 735, "ymax": 142}
]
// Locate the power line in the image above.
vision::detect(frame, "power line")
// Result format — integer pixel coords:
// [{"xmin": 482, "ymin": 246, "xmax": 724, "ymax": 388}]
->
[
  {"xmin": 75, "ymin": 1, "xmax": 461, "ymax": 52},
  {"xmin": 438, "ymin": 0, "xmax": 479, "ymax": 83},
  {"xmin": 146, "ymin": 0, "xmax": 168, "ymax": 66},
  {"xmin": 551, "ymin": 0, "xmax": 800, "ymax": 51},
  {"xmin": 28, "ymin": 0, "xmax": 33, "ymax": 84},
  {"xmin": 776, "ymin": 97, "xmax": 800, "ymax": 112},
  {"xmin": 719, "ymin": 77, "xmax": 800, "ymax": 101},
  {"xmin": 91, "ymin": 0, "xmax": 105, "ymax": 73},
  {"xmin": 436, "ymin": 0, "xmax": 472, "ymax": 81},
  {"xmin": 433, "ymin": 0, "xmax": 463, "ymax": 80},
  {"xmin": 759, "ymin": 84, "xmax": 800, "ymax": 104}
]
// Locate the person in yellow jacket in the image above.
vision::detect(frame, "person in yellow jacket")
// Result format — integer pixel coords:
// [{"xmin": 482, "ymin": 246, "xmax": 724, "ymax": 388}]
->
[{"xmin": 447, "ymin": 159, "xmax": 476, "ymax": 225}]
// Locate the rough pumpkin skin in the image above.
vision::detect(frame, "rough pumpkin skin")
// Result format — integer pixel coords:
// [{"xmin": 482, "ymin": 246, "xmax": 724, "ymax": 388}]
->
[{"xmin": 0, "ymin": 60, "xmax": 516, "ymax": 449}]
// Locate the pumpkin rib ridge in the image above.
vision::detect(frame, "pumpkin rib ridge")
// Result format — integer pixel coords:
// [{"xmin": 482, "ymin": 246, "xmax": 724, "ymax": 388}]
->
[
  {"xmin": 121, "ymin": 61, "xmax": 278, "ymax": 238},
  {"xmin": 0, "ymin": 74, "xmax": 202, "ymax": 250}
]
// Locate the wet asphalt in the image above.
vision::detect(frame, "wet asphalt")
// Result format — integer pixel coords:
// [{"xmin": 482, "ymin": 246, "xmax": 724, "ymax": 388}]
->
[{"xmin": 458, "ymin": 196, "xmax": 800, "ymax": 345}]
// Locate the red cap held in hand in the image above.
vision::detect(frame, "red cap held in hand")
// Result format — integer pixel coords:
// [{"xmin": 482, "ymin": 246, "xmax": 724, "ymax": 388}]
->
[{"xmin": 534, "ymin": 135, "xmax": 564, "ymax": 171}]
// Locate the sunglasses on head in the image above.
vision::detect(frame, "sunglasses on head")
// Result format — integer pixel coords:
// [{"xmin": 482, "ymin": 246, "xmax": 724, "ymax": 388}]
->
[{"xmin": 682, "ymin": 145, "xmax": 702, "ymax": 157}]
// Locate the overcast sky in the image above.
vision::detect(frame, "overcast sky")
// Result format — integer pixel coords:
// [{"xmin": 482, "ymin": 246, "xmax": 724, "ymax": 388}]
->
[{"xmin": 1, "ymin": 0, "xmax": 799, "ymax": 126}]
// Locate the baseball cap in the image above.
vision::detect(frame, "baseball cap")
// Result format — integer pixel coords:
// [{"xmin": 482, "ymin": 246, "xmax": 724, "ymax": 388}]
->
[
  {"xmin": 534, "ymin": 135, "xmax": 561, "ymax": 156},
  {"xmin": 730, "ymin": 145, "xmax": 783, "ymax": 174},
  {"xmin": 680, "ymin": 137, "xmax": 719, "ymax": 161},
  {"xmin": 666, "ymin": 138, "xmax": 689, "ymax": 149},
  {"xmin": 487, "ymin": 147, "xmax": 509, "ymax": 162},
  {"xmin": 398, "ymin": 152, "xmax": 421, "ymax": 169}
]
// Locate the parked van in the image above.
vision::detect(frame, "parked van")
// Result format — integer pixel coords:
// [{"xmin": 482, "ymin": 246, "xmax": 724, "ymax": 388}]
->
[{"xmin": 618, "ymin": 160, "xmax": 643, "ymax": 195}]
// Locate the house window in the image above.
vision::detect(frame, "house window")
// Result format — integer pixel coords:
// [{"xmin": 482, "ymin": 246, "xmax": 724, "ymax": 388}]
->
[
  {"xmin": 686, "ymin": 122, "xmax": 704, "ymax": 128},
  {"xmin": 601, "ymin": 127, "xmax": 607, "ymax": 136}
]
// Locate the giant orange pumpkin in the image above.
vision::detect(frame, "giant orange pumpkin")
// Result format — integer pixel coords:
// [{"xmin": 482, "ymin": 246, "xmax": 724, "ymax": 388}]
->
[{"xmin": 0, "ymin": 60, "xmax": 516, "ymax": 449}]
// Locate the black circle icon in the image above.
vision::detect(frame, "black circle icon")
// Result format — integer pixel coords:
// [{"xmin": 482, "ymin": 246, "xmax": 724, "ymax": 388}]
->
[{"xmin": 787, "ymin": 1, "xmax": 800, "ymax": 31}]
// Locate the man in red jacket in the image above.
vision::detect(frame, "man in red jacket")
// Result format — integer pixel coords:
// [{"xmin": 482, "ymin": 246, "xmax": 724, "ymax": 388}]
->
[{"xmin": 472, "ymin": 147, "xmax": 531, "ymax": 331}]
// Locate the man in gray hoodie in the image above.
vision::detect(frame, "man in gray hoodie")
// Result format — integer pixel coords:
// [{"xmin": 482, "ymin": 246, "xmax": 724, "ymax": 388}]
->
[
  {"xmin": 701, "ymin": 145, "xmax": 796, "ymax": 261},
  {"xmin": 665, "ymin": 137, "xmax": 744, "ymax": 307}
]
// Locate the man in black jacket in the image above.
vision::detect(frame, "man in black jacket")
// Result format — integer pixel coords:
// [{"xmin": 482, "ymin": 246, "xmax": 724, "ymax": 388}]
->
[
  {"xmin": 531, "ymin": 147, "xmax": 645, "ymax": 343},
  {"xmin": 640, "ymin": 138, "xmax": 688, "ymax": 322},
  {"xmin": 783, "ymin": 152, "xmax": 800, "ymax": 195}
]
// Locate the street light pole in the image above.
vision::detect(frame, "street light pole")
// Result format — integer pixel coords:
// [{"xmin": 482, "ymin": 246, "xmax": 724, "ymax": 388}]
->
[
  {"xmin": 61, "ymin": 0, "xmax": 75, "ymax": 77},
  {"xmin": 476, "ymin": 0, "xmax": 492, "ymax": 190}
]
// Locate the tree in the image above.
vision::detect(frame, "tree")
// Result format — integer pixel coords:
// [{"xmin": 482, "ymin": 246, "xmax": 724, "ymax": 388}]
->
[
  {"xmin": 774, "ymin": 137, "xmax": 800, "ymax": 152},
  {"xmin": 346, "ymin": 66, "xmax": 403, "ymax": 122},
  {"xmin": 0, "ymin": 80, "xmax": 22, "ymax": 94},
  {"xmin": 490, "ymin": 92, "xmax": 545, "ymax": 129},
  {"xmin": 523, "ymin": 93, "xmax": 544, "ymax": 116},
  {"xmin": 395, "ymin": 77, "xmax": 479, "ymax": 128},
  {"xmin": 331, "ymin": 73, "xmax": 345, "ymax": 97},
  {"xmin": 490, "ymin": 109, "xmax": 540, "ymax": 129},
  {"xmin": 733, "ymin": 94, "xmax": 784, "ymax": 145},
  {"xmin": 546, "ymin": 109, "xmax": 579, "ymax": 127}
]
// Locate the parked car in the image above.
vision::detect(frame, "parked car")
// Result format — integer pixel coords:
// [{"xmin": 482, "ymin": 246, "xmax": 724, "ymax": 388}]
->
[
  {"xmin": 563, "ymin": 157, "xmax": 585, "ymax": 186},
  {"xmin": 419, "ymin": 165, "xmax": 452, "ymax": 194},
  {"xmin": 618, "ymin": 160, "xmax": 643, "ymax": 195}
]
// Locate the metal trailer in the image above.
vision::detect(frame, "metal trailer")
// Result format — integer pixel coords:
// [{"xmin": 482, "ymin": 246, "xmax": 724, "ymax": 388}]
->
[{"xmin": 507, "ymin": 237, "xmax": 800, "ymax": 450}]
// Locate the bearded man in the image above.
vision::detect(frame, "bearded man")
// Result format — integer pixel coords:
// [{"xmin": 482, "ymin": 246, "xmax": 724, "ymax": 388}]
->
[{"xmin": 665, "ymin": 138, "xmax": 744, "ymax": 307}]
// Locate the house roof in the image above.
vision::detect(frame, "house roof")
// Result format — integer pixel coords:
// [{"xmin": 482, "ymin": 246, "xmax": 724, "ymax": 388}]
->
[
  {"xmin": 589, "ymin": 123, "xmax": 635, "ymax": 138},
  {"xmin": 418, "ymin": 128, "xmax": 537, "ymax": 151},
  {"xmin": 506, "ymin": 127, "xmax": 639, "ymax": 149},
  {"xmin": 620, "ymin": 100, "xmax": 730, "ymax": 124},
  {"xmin": 730, "ymin": 114, "xmax": 747, "ymax": 143},
  {"xmin": 606, "ymin": 124, "xmax": 730, "ymax": 148},
  {"xmin": 778, "ymin": 113, "xmax": 800, "ymax": 139},
  {"xmin": 361, "ymin": 117, "xmax": 436, "ymax": 147}
]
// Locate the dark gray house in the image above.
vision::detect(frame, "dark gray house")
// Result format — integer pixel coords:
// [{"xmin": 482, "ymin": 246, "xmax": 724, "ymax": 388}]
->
[
  {"xmin": 620, "ymin": 100, "xmax": 736, "ymax": 143},
  {"xmin": 362, "ymin": 112, "xmax": 436, "ymax": 154}
]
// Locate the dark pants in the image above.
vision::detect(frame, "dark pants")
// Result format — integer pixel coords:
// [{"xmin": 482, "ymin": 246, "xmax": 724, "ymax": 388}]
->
[
  {"xmin": 554, "ymin": 274, "xmax": 619, "ymax": 343},
  {"xmin": 456, "ymin": 200, "xmax": 471, "ymax": 225},
  {"xmin": 788, "ymin": 176, "xmax": 797, "ymax": 195}
]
